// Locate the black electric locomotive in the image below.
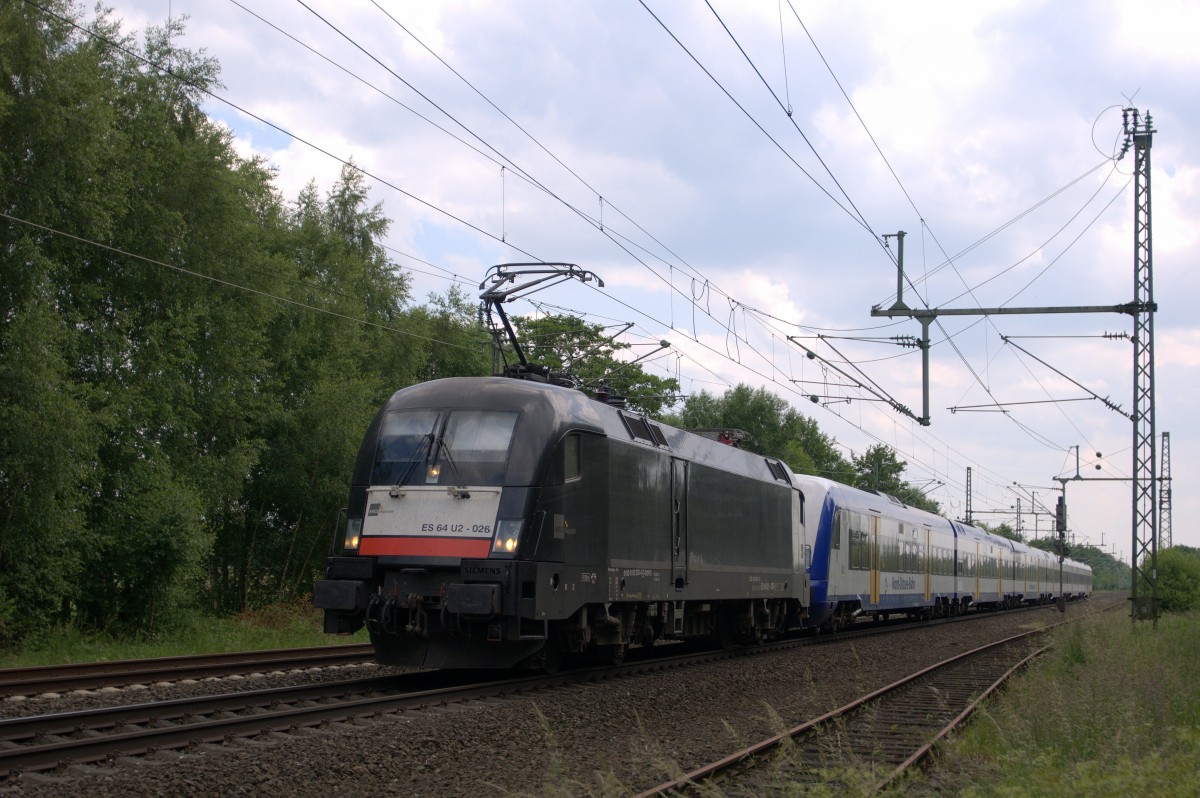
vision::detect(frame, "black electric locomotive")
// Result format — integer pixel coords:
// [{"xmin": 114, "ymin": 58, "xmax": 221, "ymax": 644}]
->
[{"xmin": 313, "ymin": 376, "xmax": 809, "ymax": 669}]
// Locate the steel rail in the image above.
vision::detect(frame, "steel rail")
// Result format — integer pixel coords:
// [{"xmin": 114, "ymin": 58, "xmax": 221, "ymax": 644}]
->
[
  {"xmin": 0, "ymin": 644, "xmax": 375, "ymax": 697},
  {"xmin": 0, "ymin": 599, "xmax": 1097, "ymax": 778},
  {"xmin": 633, "ymin": 595, "xmax": 1120, "ymax": 797}
]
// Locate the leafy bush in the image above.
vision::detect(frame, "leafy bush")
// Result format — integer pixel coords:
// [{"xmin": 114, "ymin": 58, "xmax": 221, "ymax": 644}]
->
[{"xmin": 1157, "ymin": 547, "xmax": 1200, "ymax": 613}]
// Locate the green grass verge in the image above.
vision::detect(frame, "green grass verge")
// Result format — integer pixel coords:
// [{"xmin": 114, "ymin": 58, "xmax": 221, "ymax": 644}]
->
[
  {"xmin": 519, "ymin": 608, "xmax": 1200, "ymax": 797},
  {"xmin": 895, "ymin": 609, "xmax": 1200, "ymax": 797},
  {"xmin": 0, "ymin": 598, "xmax": 367, "ymax": 668}
]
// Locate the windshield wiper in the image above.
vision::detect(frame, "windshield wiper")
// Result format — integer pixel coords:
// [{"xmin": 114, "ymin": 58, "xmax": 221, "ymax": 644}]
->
[
  {"xmin": 435, "ymin": 437, "xmax": 471, "ymax": 499},
  {"xmin": 390, "ymin": 433, "xmax": 435, "ymax": 495}
]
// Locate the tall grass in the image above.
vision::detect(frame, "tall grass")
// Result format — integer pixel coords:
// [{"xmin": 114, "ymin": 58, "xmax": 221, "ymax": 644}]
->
[
  {"xmin": 0, "ymin": 597, "xmax": 365, "ymax": 668},
  {"xmin": 897, "ymin": 610, "xmax": 1200, "ymax": 797}
]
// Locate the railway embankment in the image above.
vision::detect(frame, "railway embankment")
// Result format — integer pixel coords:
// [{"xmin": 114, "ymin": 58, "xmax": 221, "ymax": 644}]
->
[
  {"xmin": 890, "ymin": 606, "xmax": 1200, "ymax": 798},
  {"xmin": 2, "ymin": 600, "xmax": 1110, "ymax": 797}
]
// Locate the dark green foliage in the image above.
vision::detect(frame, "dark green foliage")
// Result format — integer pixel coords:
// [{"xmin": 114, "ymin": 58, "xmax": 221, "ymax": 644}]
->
[
  {"xmin": 670, "ymin": 386, "xmax": 940, "ymax": 512},
  {"xmin": 850, "ymin": 444, "xmax": 941, "ymax": 514},
  {"xmin": 978, "ymin": 521, "xmax": 1022, "ymax": 542},
  {"xmin": 1156, "ymin": 547, "xmax": 1200, "ymax": 613},
  {"xmin": 508, "ymin": 314, "xmax": 680, "ymax": 417},
  {"xmin": 670, "ymin": 384, "xmax": 853, "ymax": 481},
  {"xmin": 411, "ymin": 286, "xmax": 492, "ymax": 383},
  {"xmin": 0, "ymin": 5, "xmax": 493, "ymax": 643}
]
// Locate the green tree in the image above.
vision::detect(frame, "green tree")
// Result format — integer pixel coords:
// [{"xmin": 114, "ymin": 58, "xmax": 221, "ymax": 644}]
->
[
  {"xmin": 851, "ymin": 444, "xmax": 941, "ymax": 514},
  {"xmin": 670, "ymin": 384, "xmax": 854, "ymax": 481},
  {"xmin": 215, "ymin": 166, "xmax": 423, "ymax": 612},
  {"xmin": 410, "ymin": 285, "xmax": 492, "ymax": 383},
  {"xmin": 509, "ymin": 313, "xmax": 679, "ymax": 416},
  {"xmin": 1155, "ymin": 547, "xmax": 1200, "ymax": 613},
  {"xmin": 978, "ymin": 521, "xmax": 1023, "ymax": 542},
  {"xmin": 0, "ymin": 4, "xmax": 237, "ymax": 638}
]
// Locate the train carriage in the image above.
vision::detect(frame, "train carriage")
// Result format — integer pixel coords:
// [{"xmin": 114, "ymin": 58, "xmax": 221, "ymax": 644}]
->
[
  {"xmin": 315, "ymin": 375, "xmax": 1092, "ymax": 670},
  {"xmin": 794, "ymin": 476, "xmax": 961, "ymax": 629}
]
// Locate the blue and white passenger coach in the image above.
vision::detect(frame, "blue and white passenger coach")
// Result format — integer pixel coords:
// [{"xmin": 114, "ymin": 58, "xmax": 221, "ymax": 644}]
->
[{"xmin": 793, "ymin": 475, "xmax": 1091, "ymax": 631}]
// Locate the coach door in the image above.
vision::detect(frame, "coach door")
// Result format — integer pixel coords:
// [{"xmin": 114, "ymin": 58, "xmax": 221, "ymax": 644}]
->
[
  {"xmin": 924, "ymin": 528, "xmax": 932, "ymax": 601},
  {"xmin": 975, "ymin": 541, "xmax": 981, "ymax": 599},
  {"xmin": 997, "ymin": 547, "xmax": 1003, "ymax": 600},
  {"xmin": 670, "ymin": 458, "xmax": 688, "ymax": 589},
  {"xmin": 869, "ymin": 515, "xmax": 881, "ymax": 605}
]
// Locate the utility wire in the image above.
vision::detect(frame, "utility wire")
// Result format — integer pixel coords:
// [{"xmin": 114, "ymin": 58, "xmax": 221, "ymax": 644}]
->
[
  {"xmin": 0, "ymin": 210, "xmax": 483, "ymax": 351},
  {"xmin": 779, "ymin": 1, "xmax": 1119, "ymax": 453},
  {"xmin": 637, "ymin": 0, "xmax": 878, "ymax": 238},
  {"xmin": 25, "ymin": 0, "xmax": 544, "ymax": 262},
  {"xmin": 704, "ymin": 0, "xmax": 879, "ymax": 241},
  {"xmin": 49, "ymin": 2, "xmax": 1089, "ymax": 511}
]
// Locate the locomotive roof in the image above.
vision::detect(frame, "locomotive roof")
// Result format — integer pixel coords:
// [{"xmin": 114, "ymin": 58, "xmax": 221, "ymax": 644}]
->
[{"xmin": 379, "ymin": 377, "xmax": 793, "ymax": 485}]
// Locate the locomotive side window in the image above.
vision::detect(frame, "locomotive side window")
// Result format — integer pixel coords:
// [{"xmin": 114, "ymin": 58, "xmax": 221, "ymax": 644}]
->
[
  {"xmin": 371, "ymin": 409, "xmax": 441, "ymax": 485},
  {"xmin": 563, "ymin": 434, "xmax": 580, "ymax": 481},
  {"xmin": 546, "ymin": 433, "xmax": 582, "ymax": 485}
]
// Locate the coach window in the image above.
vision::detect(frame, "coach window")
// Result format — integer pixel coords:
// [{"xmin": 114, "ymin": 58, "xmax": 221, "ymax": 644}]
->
[{"xmin": 849, "ymin": 527, "xmax": 869, "ymax": 570}]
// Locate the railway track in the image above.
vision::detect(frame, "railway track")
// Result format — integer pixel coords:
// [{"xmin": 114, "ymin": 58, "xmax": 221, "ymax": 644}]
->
[
  {"xmin": 0, "ymin": 597, "xmax": 1089, "ymax": 777},
  {"xmin": 634, "ymin": 595, "xmax": 1123, "ymax": 796},
  {"xmin": 0, "ymin": 644, "xmax": 375, "ymax": 698},
  {"xmin": 0, "ymin": 600, "xmax": 1084, "ymax": 779}
]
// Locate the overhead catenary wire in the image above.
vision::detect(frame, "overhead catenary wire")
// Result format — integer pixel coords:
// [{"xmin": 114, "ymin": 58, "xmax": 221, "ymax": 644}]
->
[
  {"xmin": 775, "ymin": 2, "xmax": 1132, "ymax": 460},
  {"xmin": 316, "ymin": 6, "xmax": 1070, "ymax": 482},
  {"xmin": 239, "ymin": 0, "xmax": 922, "ymax": 348},
  {"xmin": 38, "ymin": 2, "xmax": 1122, "ymax": 528},
  {"xmin": 637, "ymin": 0, "xmax": 880, "ymax": 241},
  {"xmin": 642, "ymin": 0, "xmax": 1080, "ymax": 454}
]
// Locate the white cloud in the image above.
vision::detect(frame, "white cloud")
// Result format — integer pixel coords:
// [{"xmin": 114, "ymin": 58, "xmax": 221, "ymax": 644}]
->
[{"xmin": 100, "ymin": 0, "xmax": 1200, "ymax": 555}]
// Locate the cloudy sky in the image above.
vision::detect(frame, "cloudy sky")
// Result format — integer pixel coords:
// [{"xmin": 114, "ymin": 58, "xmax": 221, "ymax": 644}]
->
[{"xmin": 105, "ymin": 0, "xmax": 1198, "ymax": 561}]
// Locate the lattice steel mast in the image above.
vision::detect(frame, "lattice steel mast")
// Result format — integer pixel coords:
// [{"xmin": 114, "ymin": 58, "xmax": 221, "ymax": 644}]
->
[
  {"xmin": 964, "ymin": 467, "xmax": 973, "ymax": 525},
  {"xmin": 1159, "ymin": 432, "xmax": 1172, "ymax": 549},
  {"xmin": 1126, "ymin": 108, "xmax": 1157, "ymax": 622}
]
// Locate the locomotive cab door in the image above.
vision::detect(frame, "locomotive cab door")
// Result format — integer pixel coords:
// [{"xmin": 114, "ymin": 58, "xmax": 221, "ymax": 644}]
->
[{"xmin": 670, "ymin": 458, "xmax": 688, "ymax": 589}]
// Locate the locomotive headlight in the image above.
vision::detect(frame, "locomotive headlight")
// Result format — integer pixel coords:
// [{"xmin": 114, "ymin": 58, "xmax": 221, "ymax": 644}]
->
[
  {"xmin": 491, "ymin": 519, "xmax": 524, "ymax": 557},
  {"xmin": 343, "ymin": 518, "xmax": 362, "ymax": 552},
  {"xmin": 425, "ymin": 464, "xmax": 442, "ymax": 484}
]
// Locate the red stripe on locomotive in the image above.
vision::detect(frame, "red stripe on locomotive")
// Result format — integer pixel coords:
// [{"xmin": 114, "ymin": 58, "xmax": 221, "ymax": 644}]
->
[{"xmin": 358, "ymin": 536, "xmax": 492, "ymax": 558}]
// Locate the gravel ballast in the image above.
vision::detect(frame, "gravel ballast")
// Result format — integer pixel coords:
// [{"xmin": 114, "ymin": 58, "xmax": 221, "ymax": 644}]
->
[{"xmin": 2, "ymin": 603, "xmax": 1099, "ymax": 797}]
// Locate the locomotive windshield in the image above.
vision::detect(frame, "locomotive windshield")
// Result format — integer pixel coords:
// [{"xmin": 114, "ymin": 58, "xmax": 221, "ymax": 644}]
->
[
  {"xmin": 443, "ymin": 410, "xmax": 518, "ymax": 464},
  {"xmin": 371, "ymin": 409, "xmax": 519, "ymax": 486}
]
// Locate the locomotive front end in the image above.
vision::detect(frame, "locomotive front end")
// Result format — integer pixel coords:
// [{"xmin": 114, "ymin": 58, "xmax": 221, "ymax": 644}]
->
[{"xmin": 314, "ymin": 377, "xmax": 596, "ymax": 669}]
